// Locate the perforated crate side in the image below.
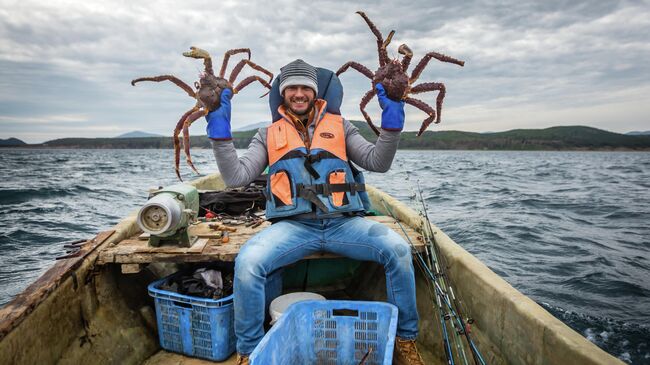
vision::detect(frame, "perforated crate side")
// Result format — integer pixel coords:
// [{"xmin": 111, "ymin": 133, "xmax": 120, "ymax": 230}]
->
[
  {"xmin": 148, "ymin": 276, "xmax": 236, "ymax": 362},
  {"xmin": 250, "ymin": 300, "xmax": 397, "ymax": 365}
]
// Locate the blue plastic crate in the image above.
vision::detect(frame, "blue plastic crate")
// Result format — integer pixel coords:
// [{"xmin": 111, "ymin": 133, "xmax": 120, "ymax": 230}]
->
[
  {"xmin": 250, "ymin": 300, "xmax": 398, "ymax": 365},
  {"xmin": 148, "ymin": 275, "xmax": 236, "ymax": 361}
]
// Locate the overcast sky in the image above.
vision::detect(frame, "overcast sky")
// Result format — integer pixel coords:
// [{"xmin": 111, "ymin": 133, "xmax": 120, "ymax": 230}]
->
[{"xmin": 1, "ymin": 0, "xmax": 649, "ymax": 143}]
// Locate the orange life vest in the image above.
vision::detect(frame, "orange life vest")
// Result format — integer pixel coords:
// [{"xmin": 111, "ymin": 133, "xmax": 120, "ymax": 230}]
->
[{"xmin": 265, "ymin": 100, "xmax": 367, "ymax": 219}]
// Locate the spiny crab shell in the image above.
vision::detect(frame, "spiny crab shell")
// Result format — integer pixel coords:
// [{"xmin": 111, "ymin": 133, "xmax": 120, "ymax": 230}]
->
[
  {"xmin": 373, "ymin": 60, "xmax": 409, "ymax": 100},
  {"xmin": 196, "ymin": 73, "xmax": 232, "ymax": 111}
]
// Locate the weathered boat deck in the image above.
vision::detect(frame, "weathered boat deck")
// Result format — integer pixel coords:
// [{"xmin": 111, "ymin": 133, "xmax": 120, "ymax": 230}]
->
[
  {"xmin": 143, "ymin": 350, "xmax": 238, "ymax": 364},
  {"xmin": 97, "ymin": 215, "xmax": 425, "ymax": 273}
]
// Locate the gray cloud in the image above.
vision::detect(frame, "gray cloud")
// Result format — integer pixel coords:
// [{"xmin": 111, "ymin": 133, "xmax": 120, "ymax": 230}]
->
[{"xmin": 0, "ymin": 0, "xmax": 648, "ymax": 143}]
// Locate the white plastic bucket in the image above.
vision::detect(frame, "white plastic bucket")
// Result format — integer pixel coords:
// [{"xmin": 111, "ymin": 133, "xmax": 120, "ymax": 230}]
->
[{"xmin": 269, "ymin": 292, "xmax": 325, "ymax": 325}]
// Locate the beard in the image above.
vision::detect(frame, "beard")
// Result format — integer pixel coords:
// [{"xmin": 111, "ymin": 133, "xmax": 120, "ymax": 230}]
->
[{"xmin": 285, "ymin": 97, "xmax": 315, "ymax": 117}]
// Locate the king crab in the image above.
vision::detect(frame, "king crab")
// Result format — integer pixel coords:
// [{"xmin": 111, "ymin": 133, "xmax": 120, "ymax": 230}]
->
[
  {"xmin": 337, "ymin": 11, "xmax": 465, "ymax": 136},
  {"xmin": 131, "ymin": 47, "xmax": 273, "ymax": 180}
]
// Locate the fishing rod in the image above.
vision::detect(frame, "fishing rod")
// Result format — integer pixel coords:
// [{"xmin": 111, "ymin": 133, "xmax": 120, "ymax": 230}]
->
[
  {"xmin": 411, "ymin": 231, "xmax": 460, "ymax": 365},
  {"xmin": 418, "ymin": 215, "xmax": 473, "ymax": 365},
  {"xmin": 380, "ymin": 200, "xmax": 460, "ymax": 365},
  {"xmin": 415, "ymin": 221, "xmax": 470, "ymax": 365},
  {"xmin": 381, "ymin": 187, "xmax": 485, "ymax": 365},
  {"xmin": 416, "ymin": 192, "xmax": 484, "ymax": 365},
  {"xmin": 400, "ymin": 185, "xmax": 481, "ymax": 365},
  {"xmin": 416, "ymin": 182, "xmax": 487, "ymax": 365},
  {"xmin": 414, "ymin": 213, "xmax": 470, "ymax": 365}
]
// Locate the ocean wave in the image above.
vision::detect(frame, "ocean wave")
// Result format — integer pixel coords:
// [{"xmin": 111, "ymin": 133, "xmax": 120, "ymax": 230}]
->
[
  {"xmin": 541, "ymin": 302, "xmax": 650, "ymax": 364},
  {"xmin": 0, "ymin": 188, "xmax": 74, "ymax": 204},
  {"xmin": 604, "ymin": 211, "xmax": 646, "ymax": 219}
]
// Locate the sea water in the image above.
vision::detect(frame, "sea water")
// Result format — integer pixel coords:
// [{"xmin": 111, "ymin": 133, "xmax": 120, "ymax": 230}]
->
[{"xmin": 0, "ymin": 149, "xmax": 648, "ymax": 364}]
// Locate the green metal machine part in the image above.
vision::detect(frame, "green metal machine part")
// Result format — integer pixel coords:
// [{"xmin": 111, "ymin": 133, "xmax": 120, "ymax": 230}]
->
[{"xmin": 136, "ymin": 183, "xmax": 199, "ymax": 247}]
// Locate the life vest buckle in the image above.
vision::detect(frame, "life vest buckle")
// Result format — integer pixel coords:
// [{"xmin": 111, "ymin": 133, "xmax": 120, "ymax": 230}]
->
[{"xmin": 296, "ymin": 183, "xmax": 330, "ymax": 213}]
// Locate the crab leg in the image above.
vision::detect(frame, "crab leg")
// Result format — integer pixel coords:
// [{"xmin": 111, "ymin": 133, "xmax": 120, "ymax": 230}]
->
[
  {"xmin": 228, "ymin": 59, "xmax": 274, "ymax": 85},
  {"xmin": 131, "ymin": 75, "xmax": 196, "ymax": 98},
  {"xmin": 182, "ymin": 46, "xmax": 213, "ymax": 75},
  {"xmin": 410, "ymin": 82, "xmax": 447, "ymax": 124},
  {"xmin": 173, "ymin": 106, "xmax": 200, "ymax": 181},
  {"xmin": 181, "ymin": 108, "xmax": 209, "ymax": 175},
  {"xmin": 234, "ymin": 76, "xmax": 272, "ymax": 96},
  {"xmin": 356, "ymin": 11, "xmax": 393, "ymax": 67},
  {"xmin": 398, "ymin": 44, "xmax": 413, "ymax": 73},
  {"xmin": 404, "ymin": 96, "xmax": 437, "ymax": 137},
  {"xmin": 219, "ymin": 48, "xmax": 251, "ymax": 78},
  {"xmin": 335, "ymin": 62, "xmax": 374, "ymax": 79},
  {"xmin": 410, "ymin": 52, "xmax": 465, "ymax": 84},
  {"xmin": 359, "ymin": 89, "xmax": 381, "ymax": 136}
]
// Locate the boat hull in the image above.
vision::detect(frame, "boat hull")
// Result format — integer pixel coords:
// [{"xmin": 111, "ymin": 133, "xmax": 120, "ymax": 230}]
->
[{"xmin": 0, "ymin": 174, "xmax": 623, "ymax": 364}]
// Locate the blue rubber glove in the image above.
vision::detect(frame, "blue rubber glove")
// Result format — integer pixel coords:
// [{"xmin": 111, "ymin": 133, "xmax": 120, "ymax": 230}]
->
[
  {"xmin": 205, "ymin": 88, "xmax": 233, "ymax": 140},
  {"xmin": 376, "ymin": 83, "xmax": 405, "ymax": 131}
]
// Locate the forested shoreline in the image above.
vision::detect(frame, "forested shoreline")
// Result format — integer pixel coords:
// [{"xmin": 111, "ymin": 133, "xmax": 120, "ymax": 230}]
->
[{"xmin": 4, "ymin": 122, "xmax": 650, "ymax": 151}]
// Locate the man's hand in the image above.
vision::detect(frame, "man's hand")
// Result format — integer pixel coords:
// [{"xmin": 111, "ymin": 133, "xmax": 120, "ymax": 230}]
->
[
  {"xmin": 376, "ymin": 83, "xmax": 405, "ymax": 132},
  {"xmin": 206, "ymin": 88, "xmax": 233, "ymax": 140}
]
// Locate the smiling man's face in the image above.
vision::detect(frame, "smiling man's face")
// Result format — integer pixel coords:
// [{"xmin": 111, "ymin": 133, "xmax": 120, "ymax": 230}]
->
[{"xmin": 282, "ymin": 85, "xmax": 316, "ymax": 117}]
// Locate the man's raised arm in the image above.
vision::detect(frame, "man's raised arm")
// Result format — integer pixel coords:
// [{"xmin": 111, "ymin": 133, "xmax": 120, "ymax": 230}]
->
[
  {"xmin": 345, "ymin": 83, "xmax": 405, "ymax": 173},
  {"xmin": 207, "ymin": 88, "xmax": 268, "ymax": 187}
]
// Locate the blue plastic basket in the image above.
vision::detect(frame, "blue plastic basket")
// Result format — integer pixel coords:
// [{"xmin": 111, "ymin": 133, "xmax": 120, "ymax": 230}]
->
[
  {"xmin": 250, "ymin": 300, "xmax": 398, "ymax": 365},
  {"xmin": 148, "ymin": 276, "xmax": 236, "ymax": 361}
]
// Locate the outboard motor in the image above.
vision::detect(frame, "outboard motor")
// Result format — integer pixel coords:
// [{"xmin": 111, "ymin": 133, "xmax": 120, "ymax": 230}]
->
[{"xmin": 137, "ymin": 184, "xmax": 199, "ymax": 247}]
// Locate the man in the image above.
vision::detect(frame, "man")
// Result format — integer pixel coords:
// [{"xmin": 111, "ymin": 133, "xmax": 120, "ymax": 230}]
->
[{"xmin": 207, "ymin": 59, "xmax": 424, "ymax": 365}]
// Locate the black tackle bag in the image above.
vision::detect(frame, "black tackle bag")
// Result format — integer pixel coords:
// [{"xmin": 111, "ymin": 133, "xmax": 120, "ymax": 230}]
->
[{"xmin": 198, "ymin": 176, "xmax": 267, "ymax": 216}]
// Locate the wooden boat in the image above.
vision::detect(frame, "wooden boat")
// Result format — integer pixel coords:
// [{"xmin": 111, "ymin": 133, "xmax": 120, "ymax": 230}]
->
[{"xmin": 0, "ymin": 173, "xmax": 624, "ymax": 365}]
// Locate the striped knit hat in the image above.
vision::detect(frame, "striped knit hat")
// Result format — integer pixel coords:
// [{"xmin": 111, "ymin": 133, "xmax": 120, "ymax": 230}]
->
[{"xmin": 279, "ymin": 59, "xmax": 318, "ymax": 95}]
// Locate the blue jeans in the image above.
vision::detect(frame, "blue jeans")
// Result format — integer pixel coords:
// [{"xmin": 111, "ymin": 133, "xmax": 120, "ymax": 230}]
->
[{"xmin": 234, "ymin": 216, "xmax": 419, "ymax": 355}]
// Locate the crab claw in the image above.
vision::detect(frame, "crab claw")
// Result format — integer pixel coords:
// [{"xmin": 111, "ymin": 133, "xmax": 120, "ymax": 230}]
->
[
  {"xmin": 383, "ymin": 30, "xmax": 395, "ymax": 49},
  {"xmin": 398, "ymin": 44, "xmax": 414, "ymax": 73},
  {"xmin": 398, "ymin": 44, "xmax": 413, "ymax": 58},
  {"xmin": 183, "ymin": 46, "xmax": 211, "ymax": 59}
]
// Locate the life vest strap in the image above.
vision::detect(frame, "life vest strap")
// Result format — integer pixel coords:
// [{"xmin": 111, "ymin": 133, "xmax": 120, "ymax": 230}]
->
[
  {"xmin": 278, "ymin": 149, "xmax": 308, "ymax": 161},
  {"xmin": 297, "ymin": 182, "xmax": 366, "ymax": 198},
  {"xmin": 325, "ymin": 182, "xmax": 366, "ymax": 195},
  {"xmin": 295, "ymin": 184, "xmax": 330, "ymax": 212},
  {"xmin": 306, "ymin": 150, "xmax": 339, "ymax": 163},
  {"xmin": 277, "ymin": 150, "xmax": 343, "ymax": 180},
  {"xmin": 264, "ymin": 182, "xmax": 366, "ymax": 213}
]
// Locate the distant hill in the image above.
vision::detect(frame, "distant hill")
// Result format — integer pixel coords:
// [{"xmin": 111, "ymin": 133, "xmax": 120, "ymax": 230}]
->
[
  {"xmin": 23, "ymin": 123, "xmax": 650, "ymax": 150},
  {"xmin": 114, "ymin": 131, "xmax": 164, "ymax": 138},
  {"xmin": 232, "ymin": 121, "xmax": 270, "ymax": 132},
  {"xmin": 626, "ymin": 131, "xmax": 650, "ymax": 136},
  {"xmin": 351, "ymin": 122, "xmax": 650, "ymax": 150},
  {"xmin": 0, "ymin": 138, "xmax": 27, "ymax": 147},
  {"xmin": 38, "ymin": 129, "xmax": 258, "ymax": 149}
]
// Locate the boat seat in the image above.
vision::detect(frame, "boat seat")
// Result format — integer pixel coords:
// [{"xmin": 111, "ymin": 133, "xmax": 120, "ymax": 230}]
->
[{"xmin": 97, "ymin": 215, "xmax": 425, "ymax": 274}]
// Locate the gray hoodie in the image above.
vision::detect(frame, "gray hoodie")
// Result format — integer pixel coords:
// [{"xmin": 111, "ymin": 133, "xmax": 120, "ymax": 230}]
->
[{"xmin": 212, "ymin": 118, "xmax": 400, "ymax": 188}]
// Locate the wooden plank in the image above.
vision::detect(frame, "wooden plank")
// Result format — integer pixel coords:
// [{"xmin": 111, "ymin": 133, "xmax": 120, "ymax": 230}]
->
[
  {"xmin": 195, "ymin": 232, "xmax": 222, "ymax": 239},
  {"xmin": 96, "ymin": 217, "xmax": 424, "ymax": 266},
  {"xmin": 187, "ymin": 238, "xmax": 209, "ymax": 253}
]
